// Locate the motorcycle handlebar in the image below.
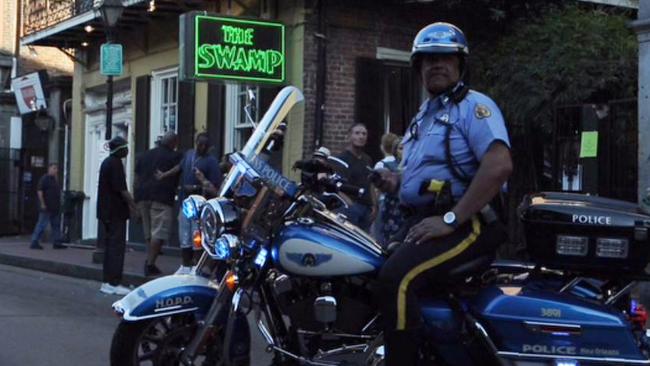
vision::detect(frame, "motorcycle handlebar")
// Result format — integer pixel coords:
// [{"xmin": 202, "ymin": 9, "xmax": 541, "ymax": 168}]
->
[
  {"xmin": 293, "ymin": 159, "xmax": 334, "ymax": 174},
  {"xmin": 338, "ymin": 182, "xmax": 365, "ymax": 198},
  {"xmin": 318, "ymin": 178, "xmax": 365, "ymax": 198}
]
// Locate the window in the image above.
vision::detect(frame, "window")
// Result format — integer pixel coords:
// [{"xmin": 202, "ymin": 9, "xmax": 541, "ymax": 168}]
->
[
  {"xmin": 150, "ymin": 67, "xmax": 178, "ymax": 147},
  {"xmin": 0, "ymin": 65, "xmax": 11, "ymax": 91},
  {"xmin": 225, "ymin": 84, "xmax": 259, "ymax": 153}
]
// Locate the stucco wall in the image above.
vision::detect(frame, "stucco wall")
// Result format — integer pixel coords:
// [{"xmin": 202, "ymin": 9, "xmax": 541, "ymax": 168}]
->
[{"xmin": 69, "ymin": 3, "xmax": 308, "ymax": 187}]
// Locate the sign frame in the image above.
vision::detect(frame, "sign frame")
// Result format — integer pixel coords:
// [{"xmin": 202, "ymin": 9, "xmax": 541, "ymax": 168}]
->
[
  {"xmin": 100, "ymin": 43, "xmax": 124, "ymax": 76},
  {"xmin": 11, "ymin": 70, "xmax": 48, "ymax": 115},
  {"xmin": 180, "ymin": 12, "xmax": 286, "ymax": 84}
]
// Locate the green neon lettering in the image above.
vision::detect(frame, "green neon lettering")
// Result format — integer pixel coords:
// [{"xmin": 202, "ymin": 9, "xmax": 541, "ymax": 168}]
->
[
  {"xmin": 233, "ymin": 47, "xmax": 249, "ymax": 71},
  {"xmin": 214, "ymin": 45, "xmax": 236, "ymax": 69},
  {"xmin": 197, "ymin": 44, "xmax": 284, "ymax": 75},
  {"xmin": 244, "ymin": 28, "xmax": 254, "ymax": 45},
  {"xmin": 268, "ymin": 51, "xmax": 283, "ymax": 75},
  {"xmin": 221, "ymin": 25, "xmax": 255, "ymax": 46},
  {"xmin": 221, "ymin": 25, "xmax": 229, "ymax": 43},
  {"xmin": 247, "ymin": 49, "xmax": 266, "ymax": 73},
  {"xmin": 197, "ymin": 44, "xmax": 216, "ymax": 69}
]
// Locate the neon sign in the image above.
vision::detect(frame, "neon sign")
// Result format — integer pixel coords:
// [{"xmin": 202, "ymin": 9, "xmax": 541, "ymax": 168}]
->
[{"xmin": 180, "ymin": 13, "xmax": 285, "ymax": 84}]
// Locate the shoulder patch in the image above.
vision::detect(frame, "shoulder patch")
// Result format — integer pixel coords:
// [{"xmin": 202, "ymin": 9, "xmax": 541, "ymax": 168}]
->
[{"xmin": 474, "ymin": 104, "xmax": 492, "ymax": 119}]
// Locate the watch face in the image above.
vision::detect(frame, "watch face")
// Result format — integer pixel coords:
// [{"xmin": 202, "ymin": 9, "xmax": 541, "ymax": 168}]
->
[{"xmin": 444, "ymin": 211, "xmax": 456, "ymax": 224}]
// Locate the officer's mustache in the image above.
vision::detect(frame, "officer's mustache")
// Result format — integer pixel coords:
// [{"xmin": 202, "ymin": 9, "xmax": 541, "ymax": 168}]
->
[{"xmin": 425, "ymin": 69, "xmax": 448, "ymax": 79}]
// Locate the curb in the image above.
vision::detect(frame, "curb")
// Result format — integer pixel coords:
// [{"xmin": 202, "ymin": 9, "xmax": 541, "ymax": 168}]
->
[
  {"xmin": 0, "ymin": 252, "xmax": 149, "ymax": 287},
  {"xmin": 74, "ymin": 241, "xmax": 183, "ymax": 256}
]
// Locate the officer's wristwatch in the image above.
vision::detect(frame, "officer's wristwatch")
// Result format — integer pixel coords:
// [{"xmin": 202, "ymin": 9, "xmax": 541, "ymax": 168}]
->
[{"xmin": 443, "ymin": 211, "xmax": 459, "ymax": 229}]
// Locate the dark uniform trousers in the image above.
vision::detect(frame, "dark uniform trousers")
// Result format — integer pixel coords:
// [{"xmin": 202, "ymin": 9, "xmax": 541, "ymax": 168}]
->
[
  {"xmin": 99, "ymin": 219, "xmax": 127, "ymax": 286},
  {"xmin": 377, "ymin": 215, "xmax": 505, "ymax": 365}
]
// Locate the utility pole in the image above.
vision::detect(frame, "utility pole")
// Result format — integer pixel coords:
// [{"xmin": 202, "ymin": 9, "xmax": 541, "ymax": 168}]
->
[{"xmin": 631, "ymin": 3, "xmax": 650, "ymax": 203}]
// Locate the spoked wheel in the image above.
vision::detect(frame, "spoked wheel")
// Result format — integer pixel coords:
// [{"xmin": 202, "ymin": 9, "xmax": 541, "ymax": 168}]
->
[{"xmin": 110, "ymin": 314, "xmax": 224, "ymax": 366}]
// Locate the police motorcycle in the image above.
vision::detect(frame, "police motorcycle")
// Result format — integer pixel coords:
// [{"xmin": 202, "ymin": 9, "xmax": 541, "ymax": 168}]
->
[{"xmin": 111, "ymin": 85, "xmax": 650, "ymax": 366}]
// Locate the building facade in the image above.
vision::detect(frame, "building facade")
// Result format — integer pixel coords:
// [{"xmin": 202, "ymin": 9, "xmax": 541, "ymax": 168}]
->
[
  {"xmin": 1, "ymin": 0, "xmax": 73, "ymax": 235},
  {"xmin": 19, "ymin": 0, "xmax": 458, "ymax": 242}
]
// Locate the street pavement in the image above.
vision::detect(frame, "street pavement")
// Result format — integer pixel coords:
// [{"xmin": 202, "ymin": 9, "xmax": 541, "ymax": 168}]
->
[
  {"xmin": 0, "ymin": 264, "xmax": 119, "ymax": 365},
  {"xmin": 0, "ymin": 235, "xmax": 180, "ymax": 286},
  {"xmin": 0, "ymin": 240, "xmax": 273, "ymax": 365}
]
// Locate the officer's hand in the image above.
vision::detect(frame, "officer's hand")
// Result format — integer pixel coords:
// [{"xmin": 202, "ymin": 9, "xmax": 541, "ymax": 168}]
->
[
  {"xmin": 372, "ymin": 169, "xmax": 399, "ymax": 194},
  {"xmin": 405, "ymin": 216, "xmax": 454, "ymax": 245}
]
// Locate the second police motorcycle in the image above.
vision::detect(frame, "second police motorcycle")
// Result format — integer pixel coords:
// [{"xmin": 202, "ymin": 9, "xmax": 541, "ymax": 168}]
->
[{"xmin": 110, "ymin": 86, "xmax": 650, "ymax": 366}]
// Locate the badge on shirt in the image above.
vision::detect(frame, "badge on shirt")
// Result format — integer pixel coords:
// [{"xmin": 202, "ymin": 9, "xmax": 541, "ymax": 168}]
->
[{"xmin": 474, "ymin": 104, "xmax": 492, "ymax": 119}]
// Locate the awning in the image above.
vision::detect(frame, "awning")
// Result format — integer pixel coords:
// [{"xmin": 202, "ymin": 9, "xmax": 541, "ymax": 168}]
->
[{"xmin": 21, "ymin": 0, "xmax": 203, "ymax": 48}]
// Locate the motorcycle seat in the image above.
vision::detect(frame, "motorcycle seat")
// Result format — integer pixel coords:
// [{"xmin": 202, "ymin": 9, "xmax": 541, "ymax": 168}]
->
[{"xmin": 446, "ymin": 254, "xmax": 494, "ymax": 282}]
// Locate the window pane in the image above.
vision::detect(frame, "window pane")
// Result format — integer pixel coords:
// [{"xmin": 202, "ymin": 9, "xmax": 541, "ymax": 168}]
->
[
  {"xmin": 169, "ymin": 106, "xmax": 177, "ymax": 132},
  {"xmin": 161, "ymin": 106, "xmax": 168, "ymax": 133},
  {"xmin": 171, "ymin": 77, "xmax": 177, "ymax": 102},
  {"xmin": 235, "ymin": 127, "xmax": 253, "ymax": 151},
  {"xmin": 162, "ymin": 80, "xmax": 169, "ymax": 104}
]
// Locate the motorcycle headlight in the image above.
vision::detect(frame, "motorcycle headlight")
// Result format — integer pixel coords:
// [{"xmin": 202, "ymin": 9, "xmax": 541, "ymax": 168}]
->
[
  {"xmin": 214, "ymin": 234, "xmax": 239, "ymax": 260},
  {"xmin": 182, "ymin": 195, "xmax": 206, "ymax": 220},
  {"xmin": 200, "ymin": 198, "xmax": 240, "ymax": 247}
]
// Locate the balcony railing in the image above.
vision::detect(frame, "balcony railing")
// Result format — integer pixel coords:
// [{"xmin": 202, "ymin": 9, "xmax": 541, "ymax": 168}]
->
[{"xmin": 22, "ymin": 0, "xmax": 100, "ymax": 36}]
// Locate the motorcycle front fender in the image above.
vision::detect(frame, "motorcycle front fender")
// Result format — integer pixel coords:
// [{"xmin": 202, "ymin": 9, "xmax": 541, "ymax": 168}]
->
[
  {"xmin": 112, "ymin": 274, "xmax": 219, "ymax": 321},
  {"xmin": 112, "ymin": 274, "xmax": 252, "ymax": 365}
]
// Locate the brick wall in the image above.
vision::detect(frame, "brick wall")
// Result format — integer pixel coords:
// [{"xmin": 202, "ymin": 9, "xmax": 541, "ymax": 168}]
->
[{"xmin": 302, "ymin": 1, "xmax": 434, "ymax": 157}]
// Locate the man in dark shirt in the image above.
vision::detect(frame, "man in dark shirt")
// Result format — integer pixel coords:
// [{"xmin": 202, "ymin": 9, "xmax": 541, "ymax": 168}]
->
[
  {"xmin": 30, "ymin": 163, "xmax": 65, "ymax": 249},
  {"xmin": 138, "ymin": 132, "xmax": 182, "ymax": 277},
  {"xmin": 337, "ymin": 123, "xmax": 377, "ymax": 231},
  {"xmin": 177, "ymin": 133, "xmax": 222, "ymax": 274},
  {"xmin": 156, "ymin": 133, "xmax": 222, "ymax": 274},
  {"xmin": 98, "ymin": 136, "xmax": 137, "ymax": 296}
]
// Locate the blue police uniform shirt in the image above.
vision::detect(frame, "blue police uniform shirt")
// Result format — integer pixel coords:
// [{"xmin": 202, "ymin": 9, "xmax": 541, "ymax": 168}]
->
[{"xmin": 399, "ymin": 90, "xmax": 510, "ymax": 209}]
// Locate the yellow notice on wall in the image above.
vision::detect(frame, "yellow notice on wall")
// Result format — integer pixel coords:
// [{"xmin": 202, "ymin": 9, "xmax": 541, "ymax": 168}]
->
[{"xmin": 579, "ymin": 131, "xmax": 599, "ymax": 158}]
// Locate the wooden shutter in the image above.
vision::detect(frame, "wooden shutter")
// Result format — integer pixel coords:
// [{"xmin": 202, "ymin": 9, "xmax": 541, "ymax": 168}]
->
[
  {"xmin": 206, "ymin": 83, "xmax": 225, "ymax": 158},
  {"xmin": 134, "ymin": 75, "xmax": 151, "ymax": 153},
  {"xmin": 177, "ymin": 80, "xmax": 196, "ymax": 150}
]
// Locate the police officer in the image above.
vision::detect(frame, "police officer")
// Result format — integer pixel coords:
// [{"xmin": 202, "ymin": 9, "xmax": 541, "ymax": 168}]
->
[{"xmin": 374, "ymin": 23, "xmax": 512, "ymax": 365}]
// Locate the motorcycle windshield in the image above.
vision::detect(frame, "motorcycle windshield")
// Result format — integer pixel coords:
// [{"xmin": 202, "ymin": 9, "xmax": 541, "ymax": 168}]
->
[{"xmin": 219, "ymin": 86, "xmax": 304, "ymax": 199}]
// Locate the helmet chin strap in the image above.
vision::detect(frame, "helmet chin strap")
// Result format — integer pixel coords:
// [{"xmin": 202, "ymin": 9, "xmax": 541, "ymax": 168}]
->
[{"xmin": 429, "ymin": 80, "xmax": 469, "ymax": 105}]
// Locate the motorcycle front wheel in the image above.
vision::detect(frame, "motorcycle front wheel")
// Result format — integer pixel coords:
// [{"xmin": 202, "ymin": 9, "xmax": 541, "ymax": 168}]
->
[{"xmin": 110, "ymin": 313, "xmax": 229, "ymax": 366}]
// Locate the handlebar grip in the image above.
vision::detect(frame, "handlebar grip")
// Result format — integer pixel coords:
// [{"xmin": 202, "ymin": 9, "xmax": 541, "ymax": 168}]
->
[{"xmin": 337, "ymin": 183, "xmax": 365, "ymax": 198}]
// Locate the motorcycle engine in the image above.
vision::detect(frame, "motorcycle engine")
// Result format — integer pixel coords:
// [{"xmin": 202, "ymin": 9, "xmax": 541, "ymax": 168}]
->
[{"xmin": 268, "ymin": 272, "xmax": 376, "ymax": 335}]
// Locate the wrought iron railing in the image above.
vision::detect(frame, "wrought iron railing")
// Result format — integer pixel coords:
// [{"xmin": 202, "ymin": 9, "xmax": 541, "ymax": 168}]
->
[{"xmin": 22, "ymin": 0, "xmax": 100, "ymax": 36}]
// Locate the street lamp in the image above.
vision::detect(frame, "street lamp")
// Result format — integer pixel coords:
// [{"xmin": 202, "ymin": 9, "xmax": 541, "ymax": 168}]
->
[
  {"xmin": 99, "ymin": 0, "xmax": 123, "ymax": 141},
  {"xmin": 93, "ymin": 0, "xmax": 123, "ymax": 264},
  {"xmin": 100, "ymin": 0, "xmax": 124, "ymax": 32}
]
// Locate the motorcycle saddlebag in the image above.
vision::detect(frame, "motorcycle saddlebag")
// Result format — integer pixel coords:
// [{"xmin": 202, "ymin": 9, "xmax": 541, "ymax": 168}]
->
[
  {"xmin": 472, "ymin": 286, "xmax": 649, "ymax": 363},
  {"xmin": 520, "ymin": 192, "xmax": 650, "ymax": 275}
]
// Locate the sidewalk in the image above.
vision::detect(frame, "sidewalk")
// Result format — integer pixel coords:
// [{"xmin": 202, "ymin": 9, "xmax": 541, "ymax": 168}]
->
[{"xmin": 0, "ymin": 235, "xmax": 181, "ymax": 287}]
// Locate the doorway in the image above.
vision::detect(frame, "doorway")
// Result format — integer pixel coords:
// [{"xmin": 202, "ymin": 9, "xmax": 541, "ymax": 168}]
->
[
  {"xmin": 82, "ymin": 94, "xmax": 132, "ymax": 240},
  {"xmin": 355, "ymin": 57, "xmax": 421, "ymax": 163}
]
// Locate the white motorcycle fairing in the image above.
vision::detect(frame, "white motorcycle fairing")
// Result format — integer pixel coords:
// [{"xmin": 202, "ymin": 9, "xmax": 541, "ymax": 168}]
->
[{"xmin": 112, "ymin": 274, "xmax": 219, "ymax": 321}]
